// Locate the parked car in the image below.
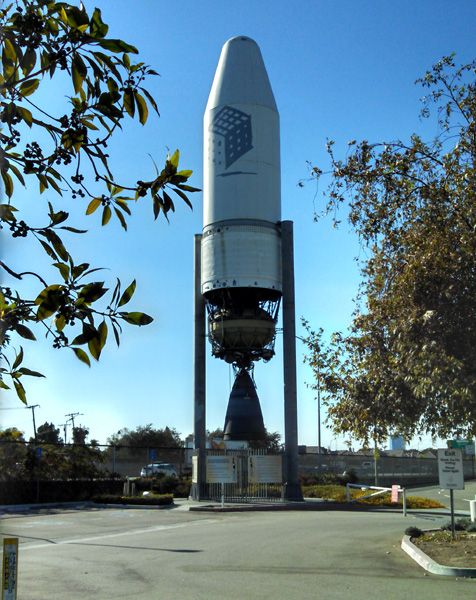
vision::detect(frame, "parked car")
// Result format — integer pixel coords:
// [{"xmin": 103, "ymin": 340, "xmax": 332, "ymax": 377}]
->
[{"xmin": 140, "ymin": 463, "xmax": 178, "ymax": 478}]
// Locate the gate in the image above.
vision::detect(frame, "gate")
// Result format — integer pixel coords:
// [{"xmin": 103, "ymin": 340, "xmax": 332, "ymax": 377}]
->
[{"xmin": 204, "ymin": 448, "xmax": 283, "ymax": 503}]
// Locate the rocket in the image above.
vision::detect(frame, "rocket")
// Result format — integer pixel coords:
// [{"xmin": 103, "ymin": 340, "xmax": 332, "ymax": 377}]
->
[{"xmin": 202, "ymin": 36, "xmax": 281, "ymax": 440}]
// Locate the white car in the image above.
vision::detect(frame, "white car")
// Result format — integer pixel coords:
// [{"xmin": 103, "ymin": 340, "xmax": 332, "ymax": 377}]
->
[{"xmin": 140, "ymin": 463, "xmax": 178, "ymax": 478}]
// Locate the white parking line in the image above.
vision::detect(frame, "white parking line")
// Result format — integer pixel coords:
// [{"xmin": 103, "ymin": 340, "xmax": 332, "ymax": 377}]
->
[{"xmin": 19, "ymin": 518, "xmax": 219, "ymax": 551}]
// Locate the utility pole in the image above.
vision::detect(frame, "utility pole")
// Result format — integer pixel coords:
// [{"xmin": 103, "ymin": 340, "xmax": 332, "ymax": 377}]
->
[
  {"xmin": 58, "ymin": 423, "xmax": 68, "ymax": 444},
  {"xmin": 65, "ymin": 412, "xmax": 83, "ymax": 443},
  {"xmin": 26, "ymin": 404, "xmax": 40, "ymax": 441}
]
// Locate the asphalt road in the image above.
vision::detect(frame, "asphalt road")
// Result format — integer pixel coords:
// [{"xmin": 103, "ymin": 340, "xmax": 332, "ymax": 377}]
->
[
  {"xmin": 1, "ymin": 500, "xmax": 475, "ymax": 599},
  {"xmin": 408, "ymin": 479, "xmax": 476, "ymax": 513}
]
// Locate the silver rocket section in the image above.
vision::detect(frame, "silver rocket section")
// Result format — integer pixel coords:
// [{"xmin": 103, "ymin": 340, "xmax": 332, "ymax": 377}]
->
[{"xmin": 202, "ymin": 36, "xmax": 282, "ymax": 369}]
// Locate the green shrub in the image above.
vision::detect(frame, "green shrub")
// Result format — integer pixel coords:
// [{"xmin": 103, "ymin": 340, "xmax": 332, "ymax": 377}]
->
[
  {"xmin": 405, "ymin": 526, "xmax": 423, "ymax": 538},
  {"xmin": 465, "ymin": 522, "xmax": 476, "ymax": 532},
  {"xmin": 92, "ymin": 493, "xmax": 173, "ymax": 506},
  {"xmin": 134, "ymin": 476, "xmax": 191, "ymax": 498},
  {"xmin": 337, "ymin": 469, "xmax": 358, "ymax": 485}
]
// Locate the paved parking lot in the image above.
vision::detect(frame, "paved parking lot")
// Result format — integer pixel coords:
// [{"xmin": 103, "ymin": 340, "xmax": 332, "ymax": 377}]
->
[{"xmin": 1, "ymin": 498, "xmax": 475, "ymax": 599}]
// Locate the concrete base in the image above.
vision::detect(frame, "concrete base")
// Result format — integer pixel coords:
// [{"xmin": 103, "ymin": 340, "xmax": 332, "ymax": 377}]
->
[{"xmin": 401, "ymin": 534, "xmax": 476, "ymax": 578}]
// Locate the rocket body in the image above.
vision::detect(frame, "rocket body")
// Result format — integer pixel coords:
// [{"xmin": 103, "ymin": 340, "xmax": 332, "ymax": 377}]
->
[
  {"xmin": 202, "ymin": 36, "xmax": 282, "ymax": 301},
  {"xmin": 202, "ymin": 36, "xmax": 282, "ymax": 369}
]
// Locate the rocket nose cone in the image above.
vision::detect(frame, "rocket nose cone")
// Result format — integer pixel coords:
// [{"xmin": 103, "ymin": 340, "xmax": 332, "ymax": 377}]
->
[{"xmin": 206, "ymin": 36, "xmax": 277, "ymax": 112}]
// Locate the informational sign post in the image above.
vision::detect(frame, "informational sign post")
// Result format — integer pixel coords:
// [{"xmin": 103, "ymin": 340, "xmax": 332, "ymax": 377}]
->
[
  {"xmin": 438, "ymin": 448, "xmax": 464, "ymax": 539},
  {"xmin": 206, "ymin": 456, "xmax": 237, "ymax": 484},
  {"xmin": 438, "ymin": 448, "xmax": 464, "ymax": 490},
  {"xmin": 2, "ymin": 537, "xmax": 18, "ymax": 600},
  {"xmin": 248, "ymin": 455, "xmax": 282, "ymax": 484}
]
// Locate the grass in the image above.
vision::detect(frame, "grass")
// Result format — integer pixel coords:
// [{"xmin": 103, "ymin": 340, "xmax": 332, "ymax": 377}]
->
[{"xmin": 302, "ymin": 484, "xmax": 445, "ymax": 509}]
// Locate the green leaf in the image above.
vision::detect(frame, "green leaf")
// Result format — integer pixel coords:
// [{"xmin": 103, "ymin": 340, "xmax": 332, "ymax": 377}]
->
[
  {"xmin": 18, "ymin": 368, "xmax": 45, "ymax": 378},
  {"xmin": 55, "ymin": 314, "xmax": 66, "ymax": 332},
  {"xmin": 78, "ymin": 282, "xmax": 108, "ymax": 303},
  {"xmin": 102, "ymin": 205, "xmax": 112, "ymax": 226},
  {"xmin": 1, "ymin": 171, "xmax": 13, "ymax": 197},
  {"xmin": 114, "ymin": 207, "xmax": 127, "ymax": 231},
  {"xmin": 19, "ymin": 78, "xmax": 40, "ymax": 97},
  {"xmin": 118, "ymin": 280, "xmax": 136, "ymax": 307},
  {"xmin": 140, "ymin": 87, "xmax": 160, "ymax": 116},
  {"xmin": 35, "ymin": 285, "xmax": 65, "ymax": 320},
  {"xmin": 38, "ymin": 240, "xmax": 58, "ymax": 260},
  {"xmin": 90, "ymin": 8, "xmax": 109, "ymax": 38},
  {"xmin": 72, "ymin": 347, "xmax": 91, "ymax": 367},
  {"xmin": 172, "ymin": 186, "xmax": 193, "ymax": 210},
  {"xmin": 97, "ymin": 39, "xmax": 138, "ymax": 54},
  {"xmin": 120, "ymin": 312, "xmax": 154, "ymax": 326},
  {"xmin": 8, "ymin": 163, "xmax": 26, "ymax": 185},
  {"xmin": 3, "ymin": 37, "xmax": 17, "ymax": 62},
  {"xmin": 72, "ymin": 57, "xmax": 84, "ymax": 94},
  {"xmin": 86, "ymin": 197, "xmax": 102, "ymax": 215},
  {"xmin": 176, "ymin": 170, "xmax": 193, "ymax": 178},
  {"xmin": 42, "ymin": 230, "xmax": 69, "ymax": 261},
  {"xmin": 21, "ymin": 48, "xmax": 37, "ymax": 76},
  {"xmin": 134, "ymin": 91, "xmax": 148, "ymax": 125},
  {"xmin": 16, "ymin": 106, "xmax": 33, "ymax": 127},
  {"xmin": 163, "ymin": 190, "xmax": 175, "ymax": 212},
  {"xmin": 12, "ymin": 347, "xmax": 24, "ymax": 370},
  {"xmin": 88, "ymin": 333, "xmax": 101, "ymax": 360},
  {"xmin": 169, "ymin": 149, "xmax": 180, "ymax": 169},
  {"xmin": 123, "ymin": 88, "xmax": 135, "ymax": 118},
  {"xmin": 13, "ymin": 380, "xmax": 27, "ymax": 404},
  {"xmin": 111, "ymin": 320, "xmax": 121, "ymax": 347},
  {"xmin": 153, "ymin": 195, "xmax": 161, "ymax": 220},
  {"xmin": 98, "ymin": 320, "xmax": 108, "ymax": 350},
  {"xmin": 0, "ymin": 380, "xmax": 10, "ymax": 390},
  {"xmin": 176, "ymin": 184, "xmax": 201, "ymax": 192},
  {"xmin": 14, "ymin": 324, "xmax": 36, "ymax": 341},
  {"xmin": 52, "ymin": 262, "xmax": 70, "ymax": 282}
]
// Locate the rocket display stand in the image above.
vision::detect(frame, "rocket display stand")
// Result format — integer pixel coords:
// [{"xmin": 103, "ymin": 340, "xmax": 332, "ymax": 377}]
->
[
  {"xmin": 191, "ymin": 36, "xmax": 303, "ymax": 502},
  {"xmin": 191, "ymin": 221, "xmax": 303, "ymax": 502}
]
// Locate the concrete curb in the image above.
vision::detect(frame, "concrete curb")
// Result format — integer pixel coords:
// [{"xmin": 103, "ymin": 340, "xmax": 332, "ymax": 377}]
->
[{"xmin": 401, "ymin": 534, "xmax": 476, "ymax": 578}]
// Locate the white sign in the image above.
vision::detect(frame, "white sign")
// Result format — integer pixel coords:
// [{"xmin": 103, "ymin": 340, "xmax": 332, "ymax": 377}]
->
[
  {"xmin": 2, "ymin": 538, "xmax": 18, "ymax": 600},
  {"xmin": 438, "ymin": 448, "xmax": 464, "ymax": 490},
  {"xmin": 248, "ymin": 455, "xmax": 282, "ymax": 483},
  {"xmin": 206, "ymin": 456, "xmax": 237, "ymax": 483}
]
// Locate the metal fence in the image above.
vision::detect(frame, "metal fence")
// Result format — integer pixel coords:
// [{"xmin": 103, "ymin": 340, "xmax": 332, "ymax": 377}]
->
[
  {"xmin": 0, "ymin": 440, "xmax": 192, "ymax": 480},
  {"xmin": 203, "ymin": 448, "xmax": 283, "ymax": 503},
  {"xmin": 299, "ymin": 452, "xmax": 476, "ymax": 487}
]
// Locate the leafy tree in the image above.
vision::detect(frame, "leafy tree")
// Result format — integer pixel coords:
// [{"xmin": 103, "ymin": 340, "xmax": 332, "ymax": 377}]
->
[
  {"xmin": 35, "ymin": 420, "xmax": 62, "ymax": 444},
  {"xmin": 304, "ymin": 56, "xmax": 476, "ymax": 444},
  {"xmin": 0, "ymin": 1, "xmax": 198, "ymax": 402},
  {"xmin": 249, "ymin": 429, "xmax": 282, "ymax": 452},
  {"xmin": 72, "ymin": 424, "xmax": 88, "ymax": 444},
  {"xmin": 107, "ymin": 424, "xmax": 183, "ymax": 454},
  {"xmin": 0, "ymin": 427, "xmax": 28, "ymax": 478}
]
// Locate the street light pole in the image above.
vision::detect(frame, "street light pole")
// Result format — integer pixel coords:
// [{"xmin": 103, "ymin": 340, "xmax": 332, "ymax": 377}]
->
[{"xmin": 317, "ymin": 363, "xmax": 321, "ymax": 454}]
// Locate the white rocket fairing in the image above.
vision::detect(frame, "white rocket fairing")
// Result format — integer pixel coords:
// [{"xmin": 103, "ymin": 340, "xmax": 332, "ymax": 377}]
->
[{"xmin": 202, "ymin": 36, "xmax": 282, "ymax": 369}]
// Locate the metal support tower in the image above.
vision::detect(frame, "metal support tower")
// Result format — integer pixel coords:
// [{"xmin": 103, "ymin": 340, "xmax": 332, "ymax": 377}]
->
[
  {"xmin": 191, "ymin": 234, "xmax": 207, "ymax": 500},
  {"xmin": 281, "ymin": 221, "xmax": 303, "ymax": 501}
]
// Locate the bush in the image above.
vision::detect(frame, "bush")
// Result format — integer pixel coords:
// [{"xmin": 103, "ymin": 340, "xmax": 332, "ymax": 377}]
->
[
  {"xmin": 92, "ymin": 493, "xmax": 173, "ymax": 506},
  {"xmin": 441, "ymin": 520, "xmax": 466, "ymax": 531},
  {"xmin": 465, "ymin": 522, "xmax": 476, "ymax": 532},
  {"xmin": 337, "ymin": 469, "xmax": 358, "ymax": 485},
  {"xmin": 405, "ymin": 526, "xmax": 423, "ymax": 538},
  {"xmin": 134, "ymin": 476, "xmax": 191, "ymax": 498}
]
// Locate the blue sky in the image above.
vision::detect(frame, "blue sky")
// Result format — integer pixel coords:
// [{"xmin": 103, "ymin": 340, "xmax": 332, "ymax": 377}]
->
[{"xmin": 2, "ymin": 0, "xmax": 476, "ymax": 449}]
